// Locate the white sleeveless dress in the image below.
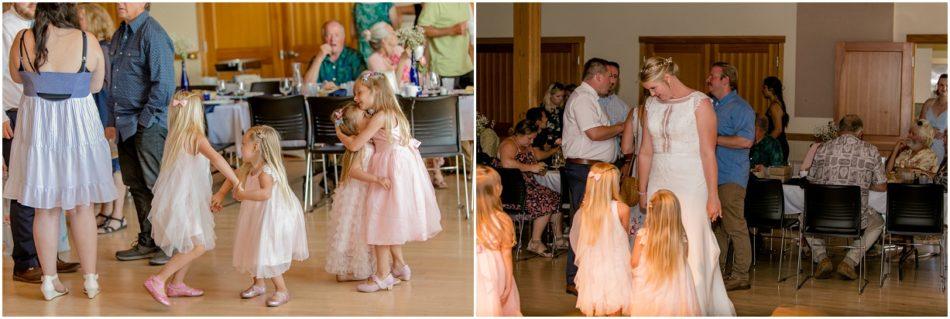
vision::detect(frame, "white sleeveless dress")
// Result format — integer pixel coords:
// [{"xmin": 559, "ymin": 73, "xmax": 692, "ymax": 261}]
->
[
  {"xmin": 643, "ymin": 92, "xmax": 736, "ymax": 316},
  {"xmin": 569, "ymin": 200, "xmax": 632, "ymax": 316},
  {"xmin": 147, "ymin": 151, "xmax": 215, "ymax": 256}
]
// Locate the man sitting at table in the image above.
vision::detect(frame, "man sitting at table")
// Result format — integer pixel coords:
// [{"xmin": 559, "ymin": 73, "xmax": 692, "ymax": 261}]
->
[
  {"xmin": 805, "ymin": 114, "xmax": 886, "ymax": 280},
  {"xmin": 303, "ymin": 20, "xmax": 366, "ymax": 87},
  {"xmin": 885, "ymin": 120, "xmax": 938, "ymax": 182},
  {"xmin": 751, "ymin": 114, "xmax": 784, "ymax": 174}
]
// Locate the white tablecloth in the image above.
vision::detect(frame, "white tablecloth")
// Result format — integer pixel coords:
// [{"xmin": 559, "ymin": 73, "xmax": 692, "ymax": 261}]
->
[
  {"xmin": 206, "ymin": 101, "xmax": 251, "ymax": 155},
  {"xmin": 459, "ymin": 95, "xmax": 474, "ymax": 141}
]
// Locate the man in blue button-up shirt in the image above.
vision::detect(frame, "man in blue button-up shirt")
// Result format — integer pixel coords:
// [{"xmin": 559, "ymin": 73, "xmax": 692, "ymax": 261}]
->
[
  {"xmin": 106, "ymin": 3, "xmax": 174, "ymax": 265},
  {"xmin": 707, "ymin": 62, "xmax": 755, "ymax": 292}
]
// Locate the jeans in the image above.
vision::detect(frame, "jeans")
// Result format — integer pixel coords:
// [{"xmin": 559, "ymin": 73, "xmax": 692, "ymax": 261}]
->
[
  {"xmin": 4, "ymin": 110, "xmax": 38, "ymax": 272},
  {"xmin": 564, "ymin": 162, "xmax": 591, "ymax": 286},
  {"xmin": 117, "ymin": 123, "xmax": 166, "ymax": 248}
]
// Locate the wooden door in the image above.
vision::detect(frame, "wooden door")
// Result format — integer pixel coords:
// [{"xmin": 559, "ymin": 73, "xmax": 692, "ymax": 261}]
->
[
  {"xmin": 641, "ymin": 42, "xmax": 710, "ymax": 96},
  {"xmin": 835, "ymin": 42, "xmax": 914, "ymax": 151},
  {"xmin": 280, "ymin": 2, "xmax": 356, "ymax": 76},
  {"xmin": 639, "ymin": 36, "xmax": 784, "ymax": 114},
  {"xmin": 713, "ymin": 42, "xmax": 783, "ymax": 115},
  {"xmin": 199, "ymin": 3, "xmax": 285, "ymax": 78},
  {"xmin": 476, "ymin": 37, "xmax": 584, "ymax": 128}
]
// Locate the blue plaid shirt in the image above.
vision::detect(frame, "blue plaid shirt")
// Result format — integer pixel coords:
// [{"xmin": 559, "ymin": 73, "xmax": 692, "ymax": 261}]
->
[
  {"xmin": 106, "ymin": 11, "xmax": 174, "ymax": 141},
  {"xmin": 713, "ymin": 91, "xmax": 755, "ymax": 187}
]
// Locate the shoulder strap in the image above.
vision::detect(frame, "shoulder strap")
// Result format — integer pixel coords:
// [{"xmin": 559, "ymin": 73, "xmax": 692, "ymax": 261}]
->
[
  {"xmin": 17, "ymin": 31, "xmax": 34, "ymax": 72},
  {"xmin": 79, "ymin": 31, "xmax": 88, "ymax": 73}
]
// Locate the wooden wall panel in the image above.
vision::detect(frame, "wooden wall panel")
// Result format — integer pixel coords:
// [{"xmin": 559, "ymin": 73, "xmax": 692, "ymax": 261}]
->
[
  {"xmin": 200, "ymin": 3, "xmax": 283, "ymax": 77},
  {"xmin": 476, "ymin": 45, "xmax": 515, "ymax": 127},
  {"xmin": 477, "ymin": 37, "xmax": 584, "ymax": 129},
  {"xmin": 835, "ymin": 42, "xmax": 913, "ymax": 151},
  {"xmin": 714, "ymin": 43, "xmax": 781, "ymax": 115}
]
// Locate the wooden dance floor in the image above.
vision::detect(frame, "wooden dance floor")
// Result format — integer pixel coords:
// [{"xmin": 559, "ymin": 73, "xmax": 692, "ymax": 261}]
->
[
  {"xmin": 2, "ymin": 156, "xmax": 473, "ymax": 316},
  {"xmin": 514, "ymin": 242, "xmax": 947, "ymax": 316}
]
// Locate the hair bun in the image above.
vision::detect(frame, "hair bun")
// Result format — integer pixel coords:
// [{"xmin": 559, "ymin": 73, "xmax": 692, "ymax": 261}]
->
[{"xmin": 362, "ymin": 29, "xmax": 372, "ymax": 42}]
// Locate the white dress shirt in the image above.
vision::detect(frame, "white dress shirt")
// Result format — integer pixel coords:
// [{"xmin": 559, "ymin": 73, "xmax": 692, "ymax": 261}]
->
[
  {"xmin": 3, "ymin": 9, "xmax": 32, "ymax": 123},
  {"xmin": 562, "ymin": 82, "xmax": 618, "ymax": 162}
]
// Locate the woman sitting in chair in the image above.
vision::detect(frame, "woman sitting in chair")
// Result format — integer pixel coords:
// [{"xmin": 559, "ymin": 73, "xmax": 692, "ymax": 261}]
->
[
  {"xmin": 886, "ymin": 120, "xmax": 938, "ymax": 183},
  {"xmin": 497, "ymin": 120, "xmax": 565, "ymax": 257}
]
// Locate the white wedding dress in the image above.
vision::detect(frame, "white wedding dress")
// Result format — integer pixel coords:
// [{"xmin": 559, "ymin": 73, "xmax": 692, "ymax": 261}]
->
[{"xmin": 643, "ymin": 91, "xmax": 736, "ymax": 316}]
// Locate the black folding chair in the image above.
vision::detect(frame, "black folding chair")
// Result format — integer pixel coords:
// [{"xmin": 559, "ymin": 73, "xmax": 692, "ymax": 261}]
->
[
  {"xmin": 496, "ymin": 166, "xmax": 539, "ymax": 260},
  {"xmin": 879, "ymin": 183, "xmax": 946, "ymax": 291},
  {"xmin": 744, "ymin": 177, "xmax": 798, "ymax": 281},
  {"xmin": 400, "ymin": 95, "xmax": 470, "ymax": 219},
  {"xmin": 178, "ymin": 85, "xmax": 217, "ymax": 92},
  {"xmin": 246, "ymin": 95, "xmax": 314, "ymax": 210},
  {"xmin": 250, "ymin": 81, "xmax": 280, "ymax": 95},
  {"xmin": 796, "ymin": 184, "xmax": 868, "ymax": 293},
  {"xmin": 306, "ymin": 96, "xmax": 353, "ymax": 197}
]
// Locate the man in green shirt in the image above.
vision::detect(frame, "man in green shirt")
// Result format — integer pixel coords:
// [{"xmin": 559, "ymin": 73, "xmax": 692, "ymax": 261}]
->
[
  {"xmin": 418, "ymin": 3, "xmax": 473, "ymax": 89},
  {"xmin": 304, "ymin": 20, "xmax": 366, "ymax": 86},
  {"xmin": 751, "ymin": 114, "xmax": 785, "ymax": 172}
]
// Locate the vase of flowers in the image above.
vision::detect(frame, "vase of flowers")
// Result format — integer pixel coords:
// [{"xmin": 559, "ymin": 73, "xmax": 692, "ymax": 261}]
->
[
  {"xmin": 396, "ymin": 26, "xmax": 426, "ymax": 59},
  {"xmin": 172, "ymin": 34, "xmax": 196, "ymax": 91},
  {"xmin": 813, "ymin": 121, "xmax": 838, "ymax": 142}
]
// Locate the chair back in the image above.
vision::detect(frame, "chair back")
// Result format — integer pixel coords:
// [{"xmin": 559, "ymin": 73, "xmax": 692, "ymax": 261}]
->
[
  {"xmin": 247, "ymin": 95, "xmax": 311, "ymax": 150},
  {"xmin": 886, "ymin": 183, "xmax": 945, "ymax": 235},
  {"xmin": 177, "ymin": 85, "xmax": 217, "ymax": 92},
  {"xmin": 399, "ymin": 96, "xmax": 460, "ymax": 157},
  {"xmin": 250, "ymin": 81, "xmax": 280, "ymax": 95},
  {"xmin": 495, "ymin": 167, "xmax": 527, "ymax": 215},
  {"xmin": 803, "ymin": 184, "xmax": 862, "ymax": 237},
  {"xmin": 306, "ymin": 96, "xmax": 354, "ymax": 149},
  {"xmin": 744, "ymin": 178, "xmax": 785, "ymax": 229}
]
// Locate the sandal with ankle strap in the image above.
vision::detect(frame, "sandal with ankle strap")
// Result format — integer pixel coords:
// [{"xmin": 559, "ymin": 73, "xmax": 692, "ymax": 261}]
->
[
  {"xmin": 98, "ymin": 216, "xmax": 127, "ymax": 234},
  {"xmin": 527, "ymin": 240, "xmax": 553, "ymax": 258}
]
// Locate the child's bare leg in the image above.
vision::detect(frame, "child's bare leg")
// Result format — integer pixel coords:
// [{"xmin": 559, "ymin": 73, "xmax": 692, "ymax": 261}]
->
[
  {"xmin": 155, "ymin": 245, "xmax": 206, "ymax": 282},
  {"xmin": 271, "ymin": 275, "xmax": 288, "ymax": 292},
  {"xmin": 374, "ymin": 245, "xmax": 393, "ymax": 278},
  {"xmin": 171, "ymin": 262, "xmax": 192, "ymax": 285},
  {"xmin": 391, "ymin": 245, "xmax": 406, "ymax": 269},
  {"xmin": 111, "ymin": 171, "xmax": 126, "ymax": 220}
]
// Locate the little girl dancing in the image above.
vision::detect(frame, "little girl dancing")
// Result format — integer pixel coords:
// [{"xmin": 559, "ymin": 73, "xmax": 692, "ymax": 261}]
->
[
  {"xmin": 212, "ymin": 125, "xmax": 310, "ymax": 307},
  {"xmin": 143, "ymin": 91, "xmax": 242, "ymax": 306}
]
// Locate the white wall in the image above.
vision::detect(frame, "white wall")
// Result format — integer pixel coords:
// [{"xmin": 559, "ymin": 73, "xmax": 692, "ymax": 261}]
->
[
  {"xmin": 893, "ymin": 2, "xmax": 948, "ymax": 42},
  {"xmin": 149, "ymin": 3, "xmax": 203, "ymax": 84}
]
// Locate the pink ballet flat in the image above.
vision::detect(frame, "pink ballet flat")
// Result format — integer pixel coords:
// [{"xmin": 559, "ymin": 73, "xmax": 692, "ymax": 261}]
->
[
  {"xmin": 357, "ymin": 274, "xmax": 400, "ymax": 293},
  {"xmin": 166, "ymin": 283, "xmax": 204, "ymax": 297},
  {"xmin": 266, "ymin": 291, "xmax": 291, "ymax": 307},
  {"xmin": 144, "ymin": 276, "xmax": 170, "ymax": 306},
  {"xmin": 392, "ymin": 264, "xmax": 412, "ymax": 281},
  {"xmin": 240, "ymin": 284, "xmax": 266, "ymax": 299}
]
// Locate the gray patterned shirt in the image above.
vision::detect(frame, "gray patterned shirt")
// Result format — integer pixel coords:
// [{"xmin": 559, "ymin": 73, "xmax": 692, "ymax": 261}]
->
[
  {"xmin": 807, "ymin": 134, "xmax": 887, "ymax": 226},
  {"xmin": 106, "ymin": 11, "xmax": 174, "ymax": 141}
]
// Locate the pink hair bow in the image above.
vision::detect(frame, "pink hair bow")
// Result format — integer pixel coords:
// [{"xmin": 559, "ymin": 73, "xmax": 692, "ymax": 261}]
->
[
  {"xmin": 410, "ymin": 138, "xmax": 422, "ymax": 149},
  {"xmin": 171, "ymin": 99, "xmax": 188, "ymax": 107}
]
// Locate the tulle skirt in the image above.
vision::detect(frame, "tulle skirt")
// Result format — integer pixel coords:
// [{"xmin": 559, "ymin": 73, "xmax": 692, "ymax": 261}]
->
[
  {"xmin": 233, "ymin": 188, "xmax": 309, "ymax": 278},
  {"xmin": 476, "ymin": 246, "xmax": 522, "ymax": 316},
  {"xmin": 148, "ymin": 153, "xmax": 215, "ymax": 255},
  {"xmin": 364, "ymin": 143, "xmax": 442, "ymax": 245},
  {"xmin": 325, "ymin": 180, "xmax": 375, "ymax": 279}
]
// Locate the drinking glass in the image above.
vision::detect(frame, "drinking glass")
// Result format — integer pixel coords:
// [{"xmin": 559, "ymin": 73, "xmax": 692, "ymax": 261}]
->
[
  {"xmin": 279, "ymin": 78, "xmax": 293, "ymax": 96},
  {"xmin": 216, "ymin": 80, "xmax": 228, "ymax": 96},
  {"xmin": 428, "ymin": 71, "xmax": 441, "ymax": 93},
  {"xmin": 236, "ymin": 82, "xmax": 246, "ymax": 96}
]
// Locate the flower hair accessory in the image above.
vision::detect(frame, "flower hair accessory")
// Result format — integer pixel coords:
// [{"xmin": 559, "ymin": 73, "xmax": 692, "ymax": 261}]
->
[
  {"xmin": 360, "ymin": 71, "xmax": 384, "ymax": 82},
  {"xmin": 590, "ymin": 172, "xmax": 602, "ymax": 181}
]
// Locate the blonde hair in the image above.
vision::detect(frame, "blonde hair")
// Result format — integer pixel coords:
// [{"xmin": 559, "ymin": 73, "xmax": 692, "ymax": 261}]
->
[
  {"xmin": 338, "ymin": 103, "xmax": 367, "ymax": 184},
  {"xmin": 476, "ymin": 165, "xmax": 515, "ymax": 250},
  {"xmin": 639, "ymin": 56, "xmax": 679, "ymax": 85},
  {"xmin": 77, "ymin": 3, "xmax": 114, "ymax": 41},
  {"xmin": 914, "ymin": 120, "xmax": 936, "ymax": 147},
  {"xmin": 238, "ymin": 125, "xmax": 295, "ymax": 201},
  {"xmin": 160, "ymin": 91, "xmax": 205, "ymax": 171},
  {"xmin": 355, "ymin": 71, "xmax": 412, "ymax": 146},
  {"xmin": 642, "ymin": 189, "xmax": 688, "ymax": 285},
  {"xmin": 578, "ymin": 163, "xmax": 622, "ymax": 245},
  {"xmin": 542, "ymin": 83, "xmax": 565, "ymax": 109}
]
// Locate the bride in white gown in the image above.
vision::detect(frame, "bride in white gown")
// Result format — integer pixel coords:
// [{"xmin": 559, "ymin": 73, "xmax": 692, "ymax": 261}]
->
[{"xmin": 635, "ymin": 57, "xmax": 736, "ymax": 316}]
